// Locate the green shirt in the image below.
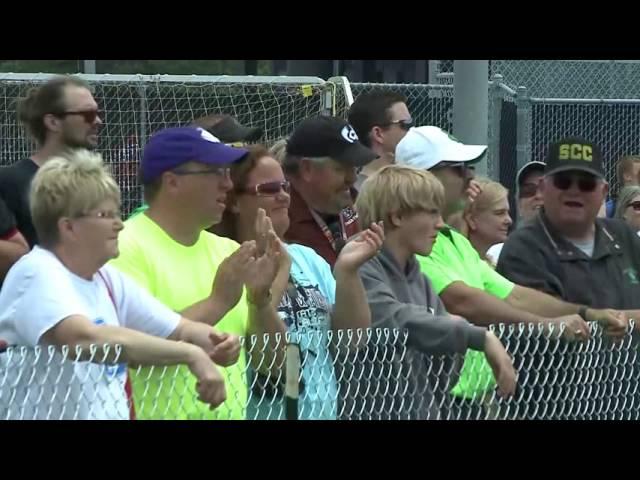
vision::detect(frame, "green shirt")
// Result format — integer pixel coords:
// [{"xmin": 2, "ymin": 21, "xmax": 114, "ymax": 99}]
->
[
  {"xmin": 128, "ymin": 203, "xmax": 148, "ymax": 219},
  {"xmin": 110, "ymin": 213, "xmax": 248, "ymax": 419},
  {"xmin": 417, "ymin": 227, "xmax": 515, "ymax": 400}
]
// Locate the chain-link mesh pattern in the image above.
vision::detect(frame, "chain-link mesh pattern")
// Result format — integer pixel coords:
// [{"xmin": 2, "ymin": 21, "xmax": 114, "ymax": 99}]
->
[
  {"xmin": 522, "ymin": 100, "xmax": 640, "ymax": 194},
  {"xmin": 333, "ymin": 82, "xmax": 454, "ymax": 133},
  {"xmin": 333, "ymin": 80, "xmax": 509, "ymax": 182},
  {"xmin": 0, "ymin": 74, "xmax": 331, "ymax": 216},
  {"xmin": 491, "ymin": 60, "xmax": 640, "ymax": 99},
  {"xmin": 2, "ymin": 325, "xmax": 638, "ymax": 420}
]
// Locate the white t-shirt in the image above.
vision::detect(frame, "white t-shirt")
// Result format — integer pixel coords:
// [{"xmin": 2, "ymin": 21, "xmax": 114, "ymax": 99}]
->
[
  {"xmin": 486, "ymin": 243, "xmax": 504, "ymax": 266},
  {"xmin": 0, "ymin": 246, "xmax": 180, "ymax": 420}
]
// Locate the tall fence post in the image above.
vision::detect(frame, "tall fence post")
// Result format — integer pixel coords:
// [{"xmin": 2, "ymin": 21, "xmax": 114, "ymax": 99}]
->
[
  {"xmin": 453, "ymin": 60, "xmax": 489, "ymax": 176},
  {"xmin": 428, "ymin": 60, "xmax": 440, "ymax": 84},
  {"xmin": 516, "ymin": 86, "xmax": 531, "ymax": 172},
  {"xmin": 488, "ymin": 73, "xmax": 505, "ymax": 181}
]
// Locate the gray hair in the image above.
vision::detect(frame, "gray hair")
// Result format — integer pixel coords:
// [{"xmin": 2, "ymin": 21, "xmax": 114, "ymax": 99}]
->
[
  {"xmin": 615, "ymin": 185, "xmax": 640, "ymax": 219},
  {"xmin": 281, "ymin": 152, "xmax": 332, "ymax": 176}
]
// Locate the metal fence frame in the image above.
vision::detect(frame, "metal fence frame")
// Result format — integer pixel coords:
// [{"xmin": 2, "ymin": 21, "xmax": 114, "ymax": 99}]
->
[
  {"xmin": 3, "ymin": 323, "xmax": 639, "ymax": 420},
  {"xmin": 508, "ymin": 88, "xmax": 640, "ymax": 195},
  {"xmin": 0, "ymin": 73, "xmax": 334, "ymax": 215}
]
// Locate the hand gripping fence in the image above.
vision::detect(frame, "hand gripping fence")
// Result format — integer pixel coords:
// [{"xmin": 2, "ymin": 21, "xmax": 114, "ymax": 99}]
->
[{"xmin": 1, "ymin": 322, "xmax": 638, "ymax": 420}]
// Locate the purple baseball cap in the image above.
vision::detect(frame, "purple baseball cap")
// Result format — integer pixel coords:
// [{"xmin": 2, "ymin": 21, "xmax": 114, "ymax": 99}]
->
[{"xmin": 141, "ymin": 126, "xmax": 249, "ymax": 183}]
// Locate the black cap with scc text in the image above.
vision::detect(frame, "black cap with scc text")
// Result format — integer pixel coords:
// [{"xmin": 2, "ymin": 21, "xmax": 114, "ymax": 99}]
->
[
  {"xmin": 544, "ymin": 137, "xmax": 605, "ymax": 178},
  {"xmin": 286, "ymin": 116, "xmax": 378, "ymax": 168}
]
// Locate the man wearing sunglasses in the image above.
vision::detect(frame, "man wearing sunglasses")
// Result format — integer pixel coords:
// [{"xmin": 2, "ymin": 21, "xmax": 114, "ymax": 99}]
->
[
  {"xmin": 486, "ymin": 161, "xmax": 546, "ymax": 263},
  {"xmin": 347, "ymin": 90, "xmax": 412, "ymax": 190},
  {"xmin": 498, "ymin": 138, "xmax": 640, "ymax": 318},
  {"xmin": 496, "ymin": 138, "xmax": 640, "ymax": 419},
  {"xmin": 515, "ymin": 161, "xmax": 546, "ymax": 224},
  {"xmin": 396, "ymin": 128, "xmax": 626, "ymax": 416},
  {"xmin": 0, "ymin": 75, "xmax": 103, "ymax": 249}
]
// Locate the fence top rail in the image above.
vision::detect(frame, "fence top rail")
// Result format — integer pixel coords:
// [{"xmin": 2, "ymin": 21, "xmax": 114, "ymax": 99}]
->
[
  {"xmin": 0, "ymin": 73, "xmax": 327, "ymax": 85},
  {"xmin": 350, "ymin": 82, "xmax": 453, "ymax": 91},
  {"xmin": 494, "ymin": 82, "xmax": 517, "ymax": 97},
  {"xmin": 528, "ymin": 97, "xmax": 640, "ymax": 105}
]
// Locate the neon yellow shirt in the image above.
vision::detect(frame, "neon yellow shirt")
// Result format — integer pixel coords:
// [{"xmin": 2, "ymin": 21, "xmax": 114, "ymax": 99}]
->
[
  {"xmin": 110, "ymin": 213, "xmax": 248, "ymax": 419},
  {"xmin": 417, "ymin": 227, "xmax": 515, "ymax": 399}
]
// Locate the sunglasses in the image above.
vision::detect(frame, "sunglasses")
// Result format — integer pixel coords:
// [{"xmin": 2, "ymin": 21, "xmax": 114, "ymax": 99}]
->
[
  {"xmin": 552, "ymin": 172, "xmax": 599, "ymax": 192},
  {"xmin": 381, "ymin": 118, "xmax": 414, "ymax": 131},
  {"xmin": 627, "ymin": 201, "xmax": 640, "ymax": 211},
  {"xmin": 434, "ymin": 161, "xmax": 468, "ymax": 177},
  {"xmin": 239, "ymin": 180, "xmax": 291, "ymax": 196},
  {"xmin": 519, "ymin": 182, "xmax": 541, "ymax": 199},
  {"xmin": 56, "ymin": 109, "xmax": 103, "ymax": 123}
]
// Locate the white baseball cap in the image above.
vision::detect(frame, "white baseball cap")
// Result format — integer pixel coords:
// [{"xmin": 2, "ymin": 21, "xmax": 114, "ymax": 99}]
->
[{"xmin": 395, "ymin": 126, "xmax": 487, "ymax": 170}]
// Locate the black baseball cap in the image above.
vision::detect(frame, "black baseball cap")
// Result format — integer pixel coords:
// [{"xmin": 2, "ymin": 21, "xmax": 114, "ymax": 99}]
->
[
  {"xmin": 191, "ymin": 114, "xmax": 263, "ymax": 145},
  {"xmin": 544, "ymin": 137, "xmax": 605, "ymax": 178},
  {"xmin": 286, "ymin": 116, "xmax": 378, "ymax": 168},
  {"xmin": 516, "ymin": 161, "xmax": 546, "ymax": 187}
]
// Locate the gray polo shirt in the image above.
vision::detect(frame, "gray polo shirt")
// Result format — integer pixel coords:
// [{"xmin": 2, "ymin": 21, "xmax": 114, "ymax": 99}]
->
[{"xmin": 497, "ymin": 210, "xmax": 640, "ymax": 309}]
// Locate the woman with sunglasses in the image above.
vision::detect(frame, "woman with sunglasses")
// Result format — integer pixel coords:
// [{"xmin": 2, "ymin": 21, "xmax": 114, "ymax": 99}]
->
[
  {"xmin": 614, "ymin": 186, "xmax": 640, "ymax": 235},
  {"xmin": 212, "ymin": 145, "xmax": 384, "ymax": 420}
]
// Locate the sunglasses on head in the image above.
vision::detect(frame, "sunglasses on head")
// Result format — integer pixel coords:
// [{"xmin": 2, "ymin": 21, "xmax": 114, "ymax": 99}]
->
[
  {"xmin": 238, "ymin": 180, "xmax": 291, "ymax": 196},
  {"xmin": 551, "ymin": 172, "xmax": 599, "ymax": 192},
  {"xmin": 627, "ymin": 201, "xmax": 640, "ymax": 211},
  {"xmin": 55, "ymin": 109, "xmax": 103, "ymax": 124},
  {"xmin": 381, "ymin": 118, "xmax": 414, "ymax": 131}
]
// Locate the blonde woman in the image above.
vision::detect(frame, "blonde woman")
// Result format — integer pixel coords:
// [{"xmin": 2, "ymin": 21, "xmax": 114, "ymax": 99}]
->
[
  {"xmin": 458, "ymin": 178, "xmax": 513, "ymax": 267},
  {"xmin": 0, "ymin": 150, "xmax": 235, "ymax": 419}
]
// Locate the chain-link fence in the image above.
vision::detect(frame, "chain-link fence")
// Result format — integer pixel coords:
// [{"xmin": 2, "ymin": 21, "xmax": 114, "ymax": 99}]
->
[
  {"xmin": 0, "ymin": 73, "xmax": 333, "ymax": 216},
  {"xmin": 2, "ymin": 69, "xmax": 639, "ymax": 218},
  {"xmin": 333, "ymin": 80, "xmax": 510, "ymax": 182},
  {"xmin": 332, "ymin": 81, "xmax": 454, "ymax": 133},
  {"xmin": 2, "ymin": 324, "xmax": 638, "ymax": 420},
  {"xmin": 516, "ymin": 93, "xmax": 640, "ymax": 195},
  {"xmin": 490, "ymin": 60, "xmax": 640, "ymax": 99}
]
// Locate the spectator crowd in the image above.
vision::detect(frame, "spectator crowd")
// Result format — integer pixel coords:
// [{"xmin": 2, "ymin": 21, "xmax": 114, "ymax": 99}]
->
[{"xmin": 0, "ymin": 76, "xmax": 638, "ymax": 420}]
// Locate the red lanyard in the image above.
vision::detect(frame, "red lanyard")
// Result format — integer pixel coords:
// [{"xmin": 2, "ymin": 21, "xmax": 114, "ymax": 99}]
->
[
  {"xmin": 308, "ymin": 208, "xmax": 346, "ymax": 252},
  {"xmin": 309, "ymin": 207, "xmax": 358, "ymax": 253},
  {"xmin": 98, "ymin": 270, "xmax": 137, "ymax": 421}
]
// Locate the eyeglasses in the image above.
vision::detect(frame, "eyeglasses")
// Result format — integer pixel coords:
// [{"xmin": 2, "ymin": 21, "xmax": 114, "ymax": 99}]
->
[
  {"xmin": 552, "ymin": 172, "xmax": 599, "ymax": 192},
  {"xmin": 56, "ymin": 109, "xmax": 103, "ymax": 123},
  {"xmin": 172, "ymin": 166, "xmax": 231, "ymax": 177},
  {"xmin": 77, "ymin": 210, "xmax": 122, "ymax": 220},
  {"xmin": 519, "ymin": 182, "xmax": 541, "ymax": 199},
  {"xmin": 627, "ymin": 201, "xmax": 640, "ymax": 211},
  {"xmin": 380, "ymin": 118, "xmax": 414, "ymax": 131},
  {"xmin": 238, "ymin": 180, "xmax": 291, "ymax": 196}
]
